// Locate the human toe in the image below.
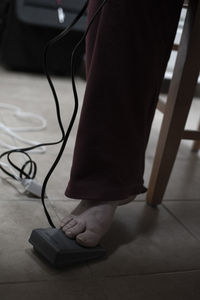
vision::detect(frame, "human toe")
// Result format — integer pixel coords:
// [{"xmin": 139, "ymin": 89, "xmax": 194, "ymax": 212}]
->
[
  {"xmin": 76, "ymin": 231, "xmax": 100, "ymax": 248},
  {"xmin": 64, "ymin": 221, "xmax": 86, "ymax": 239},
  {"xmin": 60, "ymin": 215, "xmax": 74, "ymax": 228},
  {"xmin": 62, "ymin": 219, "xmax": 77, "ymax": 232}
]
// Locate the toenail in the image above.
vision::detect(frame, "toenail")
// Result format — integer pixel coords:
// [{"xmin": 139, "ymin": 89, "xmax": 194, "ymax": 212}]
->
[
  {"xmin": 77, "ymin": 237, "xmax": 86, "ymax": 242},
  {"xmin": 66, "ymin": 231, "xmax": 72, "ymax": 235}
]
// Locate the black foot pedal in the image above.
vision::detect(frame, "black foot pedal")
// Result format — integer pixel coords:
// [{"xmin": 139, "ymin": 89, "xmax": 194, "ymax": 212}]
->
[{"xmin": 29, "ymin": 228, "xmax": 106, "ymax": 268}]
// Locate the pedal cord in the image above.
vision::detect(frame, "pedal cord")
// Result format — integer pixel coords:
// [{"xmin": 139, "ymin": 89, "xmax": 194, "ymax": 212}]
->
[{"xmin": 0, "ymin": 0, "xmax": 109, "ymax": 228}]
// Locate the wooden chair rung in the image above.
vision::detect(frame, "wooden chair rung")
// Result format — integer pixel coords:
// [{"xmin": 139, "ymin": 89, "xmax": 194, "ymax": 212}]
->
[
  {"xmin": 182, "ymin": 130, "xmax": 200, "ymax": 140},
  {"xmin": 173, "ymin": 44, "xmax": 179, "ymax": 51},
  {"xmin": 192, "ymin": 120, "xmax": 200, "ymax": 151}
]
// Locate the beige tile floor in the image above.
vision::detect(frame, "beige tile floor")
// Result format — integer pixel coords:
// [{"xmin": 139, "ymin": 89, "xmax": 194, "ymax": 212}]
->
[{"xmin": 0, "ymin": 66, "xmax": 200, "ymax": 300}]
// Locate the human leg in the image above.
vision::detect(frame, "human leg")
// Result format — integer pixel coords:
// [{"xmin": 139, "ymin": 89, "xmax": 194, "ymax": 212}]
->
[{"xmin": 62, "ymin": 0, "xmax": 184, "ymax": 246}]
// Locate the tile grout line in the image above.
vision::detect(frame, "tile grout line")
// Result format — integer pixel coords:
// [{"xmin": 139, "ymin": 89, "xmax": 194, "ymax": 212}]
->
[
  {"xmin": 97, "ymin": 268, "xmax": 200, "ymax": 280},
  {"xmin": 1, "ymin": 267, "xmax": 200, "ymax": 286},
  {"xmin": 101, "ymin": 267, "xmax": 200, "ymax": 279},
  {"xmin": 162, "ymin": 203, "xmax": 200, "ymax": 241},
  {"xmin": 1, "ymin": 198, "xmax": 200, "ymax": 202}
]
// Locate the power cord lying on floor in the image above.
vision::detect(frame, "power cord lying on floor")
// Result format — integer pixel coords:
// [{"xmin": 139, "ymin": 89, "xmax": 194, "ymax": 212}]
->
[
  {"xmin": 0, "ymin": 102, "xmax": 47, "ymax": 197},
  {"xmin": 1, "ymin": 0, "xmax": 110, "ymax": 268},
  {"xmin": 0, "ymin": 0, "xmax": 108, "ymax": 228},
  {"xmin": 0, "ymin": 103, "xmax": 46, "ymax": 153}
]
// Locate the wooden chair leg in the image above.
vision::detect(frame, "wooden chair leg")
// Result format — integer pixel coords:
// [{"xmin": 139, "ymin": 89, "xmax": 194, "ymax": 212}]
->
[
  {"xmin": 146, "ymin": 0, "xmax": 200, "ymax": 206},
  {"xmin": 192, "ymin": 120, "xmax": 200, "ymax": 152}
]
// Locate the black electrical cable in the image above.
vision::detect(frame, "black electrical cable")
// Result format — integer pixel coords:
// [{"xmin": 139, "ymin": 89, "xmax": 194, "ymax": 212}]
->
[
  {"xmin": 0, "ymin": 0, "xmax": 90, "ymax": 180},
  {"xmin": 41, "ymin": 0, "xmax": 109, "ymax": 228},
  {"xmin": 0, "ymin": 0, "xmax": 109, "ymax": 228}
]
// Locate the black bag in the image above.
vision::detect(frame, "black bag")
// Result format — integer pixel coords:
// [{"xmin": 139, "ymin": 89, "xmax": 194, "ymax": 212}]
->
[{"xmin": 1, "ymin": 0, "xmax": 87, "ymax": 74}]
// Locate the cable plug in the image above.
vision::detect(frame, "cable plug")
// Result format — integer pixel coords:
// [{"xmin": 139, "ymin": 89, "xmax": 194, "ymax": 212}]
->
[{"xmin": 21, "ymin": 179, "xmax": 47, "ymax": 199}]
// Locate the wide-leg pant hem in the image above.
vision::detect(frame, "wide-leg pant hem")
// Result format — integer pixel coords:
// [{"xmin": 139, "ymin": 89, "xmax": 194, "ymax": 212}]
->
[
  {"xmin": 64, "ymin": 0, "xmax": 183, "ymax": 203},
  {"xmin": 65, "ymin": 181, "xmax": 147, "ymax": 201}
]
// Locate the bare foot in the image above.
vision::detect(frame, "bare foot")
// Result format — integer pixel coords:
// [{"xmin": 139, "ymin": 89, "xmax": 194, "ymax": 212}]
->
[{"xmin": 60, "ymin": 195, "xmax": 136, "ymax": 247}]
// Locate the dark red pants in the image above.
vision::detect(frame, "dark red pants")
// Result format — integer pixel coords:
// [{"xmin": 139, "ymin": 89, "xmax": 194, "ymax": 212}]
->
[{"xmin": 65, "ymin": 0, "xmax": 184, "ymax": 201}]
